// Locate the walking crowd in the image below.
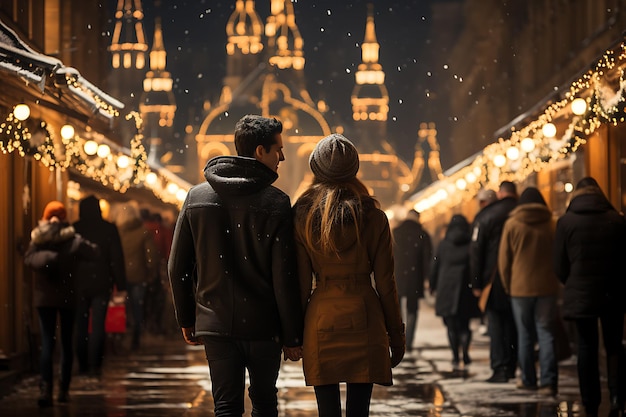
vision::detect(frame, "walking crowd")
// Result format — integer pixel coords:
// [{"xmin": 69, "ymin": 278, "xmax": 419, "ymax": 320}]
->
[
  {"xmin": 21, "ymin": 113, "xmax": 626, "ymax": 417},
  {"xmin": 23, "ymin": 196, "xmax": 175, "ymax": 406}
]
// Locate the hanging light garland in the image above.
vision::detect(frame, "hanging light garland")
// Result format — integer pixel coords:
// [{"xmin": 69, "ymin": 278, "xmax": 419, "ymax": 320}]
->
[
  {"xmin": 412, "ymin": 41, "xmax": 626, "ymax": 220},
  {"xmin": 0, "ymin": 112, "xmax": 32, "ymax": 156},
  {"xmin": 0, "ymin": 105, "xmax": 186, "ymax": 206},
  {"xmin": 126, "ymin": 111, "xmax": 150, "ymax": 187}
]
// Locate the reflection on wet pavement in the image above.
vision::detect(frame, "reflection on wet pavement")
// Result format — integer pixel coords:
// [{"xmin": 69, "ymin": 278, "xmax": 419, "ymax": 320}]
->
[{"xmin": 0, "ymin": 305, "xmax": 605, "ymax": 417}]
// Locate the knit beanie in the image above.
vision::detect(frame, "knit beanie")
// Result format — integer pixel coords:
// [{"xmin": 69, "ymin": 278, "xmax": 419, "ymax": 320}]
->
[
  {"xmin": 309, "ymin": 133, "xmax": 359, "ymax": 182},
  {"xmin": 42, "ymin": 200, "xmax": 67, "ymax": 221}
]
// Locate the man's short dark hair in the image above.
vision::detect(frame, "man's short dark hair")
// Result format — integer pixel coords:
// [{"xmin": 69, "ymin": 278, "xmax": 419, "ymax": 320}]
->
[
  {"xmin": 234, "ymin": 115, "xmax": 283, "ymax": 157},
  {"xmin": 499, "ymin": 180, "xmax": 517, "ymax": 196}
]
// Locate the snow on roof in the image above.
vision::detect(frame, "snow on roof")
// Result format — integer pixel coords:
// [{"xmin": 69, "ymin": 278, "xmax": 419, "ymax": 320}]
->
[{"xmin": 0, "ymin": 17, "xmax": 124, "ymax": 117}]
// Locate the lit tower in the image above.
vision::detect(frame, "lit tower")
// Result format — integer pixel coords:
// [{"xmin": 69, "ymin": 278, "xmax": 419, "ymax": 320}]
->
[
  {"xmin": 108, "ymin": 0, "xmax": 149, "ymax": 144},
  {"xmin": 351, "ymin": 3, "xmax": 389, "ymax": 152},
  {"xmin": 410, "ymin": 122, "xmax": 444, "ymax": 192},
  {"xmin": 265, "ymin": 0, "xmax": 307, "ymax": 89},
  {"xmin": 222, "ymin": 0, "xmax": 264, "ymax": 102},
  {"xmin": 140, "ymin": 15, "xmax": 176, "ymax": 166},
  {"xmin": 349, "ymin": 4, "xmax": 412, "ymax": 208},
  {"xmin": 195, "ymin": 0, "xmax": 331, "ymax": 198}
]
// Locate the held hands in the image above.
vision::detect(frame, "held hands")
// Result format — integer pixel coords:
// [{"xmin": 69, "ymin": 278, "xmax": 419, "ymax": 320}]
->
[
  {"xmin": 282, "ymin": 346, "xmax": 303, "ymax": 361},
  {"xmin": 472, "ymin": 288, "xmax": 482, "ymax": 298},
  {"xmin": 181, "ymin": 327, "xmax": 203, "ymax": 346}
]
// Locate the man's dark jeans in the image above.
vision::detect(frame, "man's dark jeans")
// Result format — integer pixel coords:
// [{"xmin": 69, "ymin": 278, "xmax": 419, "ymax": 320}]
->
[
  {"xmin": 575, "ymin": 313, "xmax": 626, "ymax": 414},
  {"xmin": 203, "ymin": 337, "xmax": 282, "ymax": 417},
  {"xmin": 75, "ymin": 293, "xmax": 109, "ymax": 374},
  {"xmin": 487, "ymin": 307, "xmax": 517, "ymax": 375}
]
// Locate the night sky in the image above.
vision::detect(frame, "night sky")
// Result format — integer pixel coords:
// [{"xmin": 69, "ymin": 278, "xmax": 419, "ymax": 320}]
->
[{"xmin": 126, "ymin": 1, "xmax": 438, "ymax": 165}]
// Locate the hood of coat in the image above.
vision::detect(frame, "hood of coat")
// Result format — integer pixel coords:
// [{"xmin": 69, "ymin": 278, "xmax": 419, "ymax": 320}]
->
[
  {"xmin": 79, "ymin": 195, "xmax": 103, "ymax": 222},
  {"xmin": 567, "ymin": 186, "xmax": 615, "ymax": 214},
  {"xmin": 204, "ymin": 156, "xmax": 278, "ymax": 197},
  {"xmin": 394, "ymin": 219, "xmax": 422, "ymax": 236},
  {"xmin": 31, "ymin": 221, "xmax": 76, "ymax": 246},
  {"xmin": 445, "ymin": 215, "xmax": 471, "ymax": 245},
  {"xmin": 509, "ymin": 202, "xmax": 552, "ymax": 225}
]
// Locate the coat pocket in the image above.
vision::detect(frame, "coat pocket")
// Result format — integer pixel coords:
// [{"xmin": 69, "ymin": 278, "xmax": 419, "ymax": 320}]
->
[{"xmin": 316, "ymin": 297, "xmax": 367, "ymax": 332}]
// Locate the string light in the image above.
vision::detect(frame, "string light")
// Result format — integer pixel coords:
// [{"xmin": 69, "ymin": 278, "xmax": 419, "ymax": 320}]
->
[
  {"xmin": 411, "ymin": 41, "xmax": 626, "ymax": 222},
  {"xmin": 60, "ymin": 124, "xmax": 75, "ymax": 140},
  {"xmin": 13, "ymin": 104, "xmax": 30, "ymax": 121}
]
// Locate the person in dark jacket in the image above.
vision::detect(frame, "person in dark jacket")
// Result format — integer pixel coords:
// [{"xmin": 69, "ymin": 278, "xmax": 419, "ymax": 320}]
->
[
  {"xmin": 499, "ymin": 187, "xmax": 561, "ymax": 396},
  {"xmin": 470, "ymin": 180, "xmax": 518, "ymax": 382},
  {"xmin": 73, "ymin": 195, "xmax": 127, "ymax": 376},
  {"xmin": 554, "ymin": 177, "xmax": 626, "ymax": 417},
  {"xmin": 24, "ymin": 201, "xmax": 98, "ymax": 407},
  {"xmin": 430, "ymin": 214, "xmax": 480, "ymax": 370},
  {"xmin": 392, "ymin": 209, "xmax": 432, "ymax": 353},
  {"xmin": 168, "ymin": 115, "xmax": 303, "ymax": 417}
]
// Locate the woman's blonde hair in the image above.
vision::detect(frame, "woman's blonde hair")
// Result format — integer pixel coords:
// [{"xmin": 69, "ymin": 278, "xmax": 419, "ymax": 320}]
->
[{"xmin": 296, "ymin": 177, "xmax": 378, "ymax": 255}]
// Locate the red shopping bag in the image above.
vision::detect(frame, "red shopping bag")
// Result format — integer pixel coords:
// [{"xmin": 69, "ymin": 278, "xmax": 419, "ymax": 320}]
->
[
  {"xmin": 105, "ymin": 304, "xmax": 126, "ymax": 333},
  {"xmin": 88, "ymin": 303, "xmax": 127, "ymax": 333}
]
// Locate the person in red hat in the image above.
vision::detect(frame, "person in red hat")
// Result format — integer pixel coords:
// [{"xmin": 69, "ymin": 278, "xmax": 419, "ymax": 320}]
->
[{"xmin": 24, "ymin": 200, "xmax": 98, "ymax": 407}]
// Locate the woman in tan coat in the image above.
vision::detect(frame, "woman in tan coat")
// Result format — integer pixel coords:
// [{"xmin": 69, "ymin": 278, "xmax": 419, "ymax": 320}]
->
[{"xmin": 293, "ymin": 134, "xmax": 405, "ymax": 417}]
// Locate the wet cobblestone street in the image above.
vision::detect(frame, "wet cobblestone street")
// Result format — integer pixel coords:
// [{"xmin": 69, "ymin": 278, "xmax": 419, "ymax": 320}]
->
[{"xmin": 0, "ymin": 303, "xmax": 601, "ymax": 416}]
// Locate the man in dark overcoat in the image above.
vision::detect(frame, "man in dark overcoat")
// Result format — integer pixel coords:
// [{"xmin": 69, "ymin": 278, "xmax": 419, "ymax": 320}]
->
[
  {"xmin": 392, "ymin": 209, "xmax": 432, "ymax": 353},
  {"xmin": 470, "ymin": 180, "xmax": 518, "ymax": 382}
]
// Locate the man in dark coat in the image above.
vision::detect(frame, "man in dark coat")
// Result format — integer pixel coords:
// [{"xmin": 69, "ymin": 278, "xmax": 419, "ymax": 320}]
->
[
  {"xmin": 554, "ymin": 177, "xmax": 626, "ymax": 417},
  {"xmin": 470, "ymin": 180, "xmax": 518, "ymax": 382},
  {"xmin": 73, "ymin": 195, "xmax": 127, "ymax": 377},
  {"xmin": 168, "ymin": 115, "xmax": 303, "ymax": 417},
  {"xmin": 392, "ymin": 209, "xmax": 432, "ymax": 353}
]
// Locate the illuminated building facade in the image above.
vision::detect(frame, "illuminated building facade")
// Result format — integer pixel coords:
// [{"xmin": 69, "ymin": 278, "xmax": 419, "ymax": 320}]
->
[{"xmin": 194, "ymin": 0, "xmax": 438, "ymax": 207}]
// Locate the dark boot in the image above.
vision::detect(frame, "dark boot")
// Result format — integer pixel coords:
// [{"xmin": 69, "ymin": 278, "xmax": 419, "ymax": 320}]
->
[
  {"xmin": 57, "ymin": 389, "xmax": 70, "ymax": 403},
  {"xmin": 460, "ymin": 331, "xmax": 472, "ymax": 365},
  {"xmin": 608, "ymin": 395, "xmax": 624, "ymax": 417},
  {"xmin": 447, "ymin": 327, "xmax": 460, "ymax": 365},
  {"xmin": 486, "ymin": 367, "xmax": 509, "ymax": 383},
  {"xmin": 58, "ymin": 376, "xmax": 71, "ymax": 403},
  {"xmin": 37, "ymin": 381, "xmax": 53, "ymax": 407}
]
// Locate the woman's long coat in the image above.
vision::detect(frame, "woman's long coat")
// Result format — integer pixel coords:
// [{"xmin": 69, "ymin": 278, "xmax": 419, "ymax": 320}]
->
[
  {"xmin": 430, "ymin": 217, "xmax": 480, "ymax": 319},
  {"xmin": 294, "ymin": 204, "xmax": 404, "ymax": 386}
]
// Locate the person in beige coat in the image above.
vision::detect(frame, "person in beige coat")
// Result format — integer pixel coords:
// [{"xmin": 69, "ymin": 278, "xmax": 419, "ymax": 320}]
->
[
  {"xmin": 293, "ymin": 134, "xmax": 405, "ymax": 417},
  {"xmin": 498, "ymin": 187, "xmax": 561, "ymax": 396},
  {"xmin": 115, "ymin": 203, "xmax": 158, "ymax": 350}
]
